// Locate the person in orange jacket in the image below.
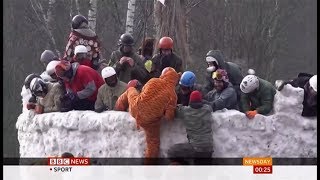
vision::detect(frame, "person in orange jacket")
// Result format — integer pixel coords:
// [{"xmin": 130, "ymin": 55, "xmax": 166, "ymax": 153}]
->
[{"xmin": 115, "ymin": 67, "xmax": 180, "ymax": 161}]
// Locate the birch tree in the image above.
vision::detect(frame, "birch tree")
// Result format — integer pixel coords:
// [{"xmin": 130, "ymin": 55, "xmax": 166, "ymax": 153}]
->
[
  {"xmin": 125, "ymin": 0, "xmax": 137, "ymax": 34},
  {"xmin": 88, "ymin": 0, "xmax": 97, "ymax": 32}
]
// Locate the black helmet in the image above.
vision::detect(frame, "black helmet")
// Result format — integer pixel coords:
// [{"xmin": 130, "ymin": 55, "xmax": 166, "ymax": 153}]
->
[
  {"xmin": 72, "ymin": 15, "xmax": 88, "ymax": 29},
  {"xmin": 24, "ymin": 73, "xmax": 42, "ymax": 89},
  {"xmin": 40, "ymin": 50, "xmax": 58, "ymax": 65},
  {"xmin": 119, "ymin": 33, "xmax": 134, "ymax": 46},
  {"xmin": 30, "ymin": 78, "xmax": 48, "ymax": 96}
]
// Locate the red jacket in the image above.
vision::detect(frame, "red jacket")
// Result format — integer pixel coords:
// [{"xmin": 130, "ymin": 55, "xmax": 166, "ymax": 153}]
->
[{"xmin": 64, "ymin": 63, "xmax": 104, "ymax": 102}]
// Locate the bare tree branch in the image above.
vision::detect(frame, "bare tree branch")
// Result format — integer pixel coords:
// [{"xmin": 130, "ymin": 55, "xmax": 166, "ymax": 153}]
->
[{"xmin": 186, "ymin": 0, "xmax": 206, "ymax": 15}]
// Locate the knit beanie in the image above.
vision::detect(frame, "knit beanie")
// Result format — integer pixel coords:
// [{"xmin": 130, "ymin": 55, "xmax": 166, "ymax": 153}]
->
[{"xmin": 189, "ymin": 90, "xmax": 202, "ymax": 103}]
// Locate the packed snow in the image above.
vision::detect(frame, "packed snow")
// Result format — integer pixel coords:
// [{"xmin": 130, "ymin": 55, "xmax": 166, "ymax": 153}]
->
[{"xmin": 17, "ymin": 84, "xmax": 317, "ymax": 158}]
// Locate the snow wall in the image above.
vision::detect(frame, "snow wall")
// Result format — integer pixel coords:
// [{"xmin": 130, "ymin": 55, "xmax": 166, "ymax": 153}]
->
[{"xmin": 16, "ymin": 84, "xmax": 317, "ymax": 158}]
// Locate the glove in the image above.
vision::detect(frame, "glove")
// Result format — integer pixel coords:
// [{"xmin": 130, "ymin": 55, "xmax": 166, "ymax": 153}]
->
[
  {"xmin": 59, "ymin": 93, "xmax": 75, "ymax": 112},
  {"xmin": 246, "ymin": 110, "xmax": 258, "ymax": 119},
  {"xmin": 66, "ymin": 92, "xmax": 79, "ymax": 103},
  {"xmin": 35, "ymin": 105, "xmax": 44, "ymax": 114},
  {"xmin": 95, "ymin": 105, "xmax": 109, "ymax": 113},
  {"xmin": 120, "ymin": 56, "xmax": 129, "ymax": 65},
  {"xmin": 27, "ymin": 103, "xmax": 36, "ymax": 110},
  {"xmin": 126, "ymin": 57, "xmax": 134, "ymax": 67},
  {"xmin": 28, "ymin": 95, "xmax": 37, "ymax": 103},
  {"xmin": 127, "ymin": 79, "xmax": 142, "ymax": 90}
]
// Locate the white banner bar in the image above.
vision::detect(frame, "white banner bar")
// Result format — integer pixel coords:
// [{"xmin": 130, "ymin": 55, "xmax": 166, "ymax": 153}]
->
[{"xmin": 4, "ymin": 166, "xmax": 317, "ymax": 180}]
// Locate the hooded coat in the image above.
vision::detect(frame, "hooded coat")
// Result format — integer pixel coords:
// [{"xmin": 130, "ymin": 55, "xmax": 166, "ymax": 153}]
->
[
  {"xmin": 204, "ymin": 50, "xmax": 243, "ymax": 95},
  {"xmin": 240, "ymin": 77, "xmax": 276, "ymax": 115}
]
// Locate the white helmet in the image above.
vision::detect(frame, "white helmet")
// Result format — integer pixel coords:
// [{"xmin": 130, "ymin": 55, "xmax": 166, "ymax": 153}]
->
[
  {"xmin": 30, "ymin": 78, "xmax": 47, "ymax": 94},
  {"xmin": 206, "ymin": 56, "xmax": 218, "ymax": 64},
  {"xmin": 309, "ymin": 75, "xmax": 317, "ymax": 92},
  {"xmin": 101, "ymin": 67, "xmax": 116, "ymax": 79},
  {"xmin": 74, "ymin": 45, "xmax": 88, "ymax": 55},
  {"xmin": 240, "ymin": 75, "xmax": 259, "ymax": 93},
  {"xmin": 46, "ymin": 60, "xmax": 60, "ymax": 75},
  {"xmin": 206, "ymin": 56, "xmax": 219, "ymax": 72}
]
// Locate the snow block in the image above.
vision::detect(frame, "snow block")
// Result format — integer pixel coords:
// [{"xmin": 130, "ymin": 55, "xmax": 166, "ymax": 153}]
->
[{"xmin": 17, "ymin": 84, "xmax": 316, "ymax": 158}]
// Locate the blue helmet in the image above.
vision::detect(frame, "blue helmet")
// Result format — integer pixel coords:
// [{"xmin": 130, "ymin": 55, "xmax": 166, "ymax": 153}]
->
[{"xmin": 179, "ymin": 71, "xmax": 196, "ymax": 87}]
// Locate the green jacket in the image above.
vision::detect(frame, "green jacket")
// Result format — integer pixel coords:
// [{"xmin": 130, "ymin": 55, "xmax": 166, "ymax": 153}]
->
[
  {"xmin": 94, "ymin": 81, "xmax": 127, "ymax": 112},
  {"xmin": 204, "ymin": 50, "xmax": 243, "ymax": 95},
  {"xmin": 240, "ymin": 77, "xmax": 276, "ymax": 115},
  {"xmin": 108, "ymin": 50, "xmax": 145, "ymax": 83},
  {"xmin": 175, "ymin": 103, "xmax": 213, "ymax": 151}
]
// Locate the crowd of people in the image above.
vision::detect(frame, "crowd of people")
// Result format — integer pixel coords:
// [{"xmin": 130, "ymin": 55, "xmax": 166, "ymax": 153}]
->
[{"xmin": 23, "ymin": 14, "xmax": 317, "ymax": 165}]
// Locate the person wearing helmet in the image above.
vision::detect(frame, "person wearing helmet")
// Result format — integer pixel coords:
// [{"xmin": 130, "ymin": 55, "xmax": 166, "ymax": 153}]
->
[
  {"xmin": 55, "ymin": 60, "xmax": 104, "ymax": 110},
  {"xmin": 176, "ymin": 71, "xmax": 203, "ymax": 106},
  {"xmin": 94, "ymin": 67, "xmax": 127, "ymax": 112},
  {"xmin": 71, "ymin": 45, "xmax": 94, "ymax": 68},
  {"xmin": 168, "ymin": 90, "xmax": 213, "ymax": 165},
  {"xmin": 46, "ymin": 60, "xmax": 61, "ymax": 82},
  {"xmin": 22, "ymin": 73, "xmax": 42, "ymax": 111},
  {"xmin": 275, "ymin": 73, "xmax": 317, "ymax": 117},
  {"xmin": 239, "ymin": 75, "xmax": 276, "ymax": 119},
  {"xmin": 203, "ymin": 69, "xmax": 237, "ymax": 111},
  {"xmin": 150, "ymin": 36, "xmax": 183, "ymax": 78},
  {"xmin": 108, "ymin": 33, "xmax": 148, "ymax": 84},
  {"xmin": 24, "ymin": 73, "xmax": 42, "ymax": 90},
  {"xmin": 203, "ymin": 50, "xmax": 243, "ymax": 97},
  {"xmin": 39, "ymin": 50, "xmax": 59, "ymax": 82},
  {"xmin": 115, "ymin": 67, "xmax": 180, "ymax": 163},
  {"xmin": 64, "ymin": 14, "xmax": 101, "ymax": 70},
  {"xmin": 29, "ymin": 77, "xmax": 64, "ymax": 114},
  {"xmin": 40, "ymin": 50, "xmax": 58, "ymax": 68}
]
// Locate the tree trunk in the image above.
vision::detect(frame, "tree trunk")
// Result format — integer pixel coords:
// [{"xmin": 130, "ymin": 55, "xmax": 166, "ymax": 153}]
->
[
  {"xmin": 29, "ymin": 0, "xmax": 60, "ymax": 56},
  {"xmin": 153, "ymin": 0, "xmax": 191, "ymax": 69},
  {"xmin": 88, "ymin": 0, "xmax": 97, "ymax": 32},
  {"xmin": 125, "ymin": 0, "xmax": 137, "ymax": 34}
]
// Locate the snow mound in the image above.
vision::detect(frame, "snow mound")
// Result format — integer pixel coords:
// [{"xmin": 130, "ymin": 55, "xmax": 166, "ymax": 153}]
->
[{"xmin": 17, "ymin": 84, "xmax": 317, "ymax": 158}]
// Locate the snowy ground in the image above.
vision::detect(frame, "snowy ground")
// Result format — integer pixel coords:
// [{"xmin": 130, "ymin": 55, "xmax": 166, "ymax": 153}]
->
[{"xmin": 17, "ymin": 84, "xmax": 317, "ymax": 158}]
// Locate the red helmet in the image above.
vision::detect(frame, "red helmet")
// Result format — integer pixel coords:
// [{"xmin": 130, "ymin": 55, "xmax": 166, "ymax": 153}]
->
[{"xmin": 158, "ymin": 37, "xmax": 173, "ymax": 49}]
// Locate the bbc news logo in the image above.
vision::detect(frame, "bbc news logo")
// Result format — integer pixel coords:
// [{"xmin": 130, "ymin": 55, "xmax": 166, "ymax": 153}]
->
[{"xmin": 48, "ymin": 157, "xmax": 90, "ymax": 166}]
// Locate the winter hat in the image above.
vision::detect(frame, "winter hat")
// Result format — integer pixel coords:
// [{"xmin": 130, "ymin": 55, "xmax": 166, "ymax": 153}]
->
[
  {"xmin": 189, "ymin": 90, "xmax": 203, "ymax": 103},
  {"xmin": 55, "ymin": 60, "xmax": 71, "ymax": 78}
]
